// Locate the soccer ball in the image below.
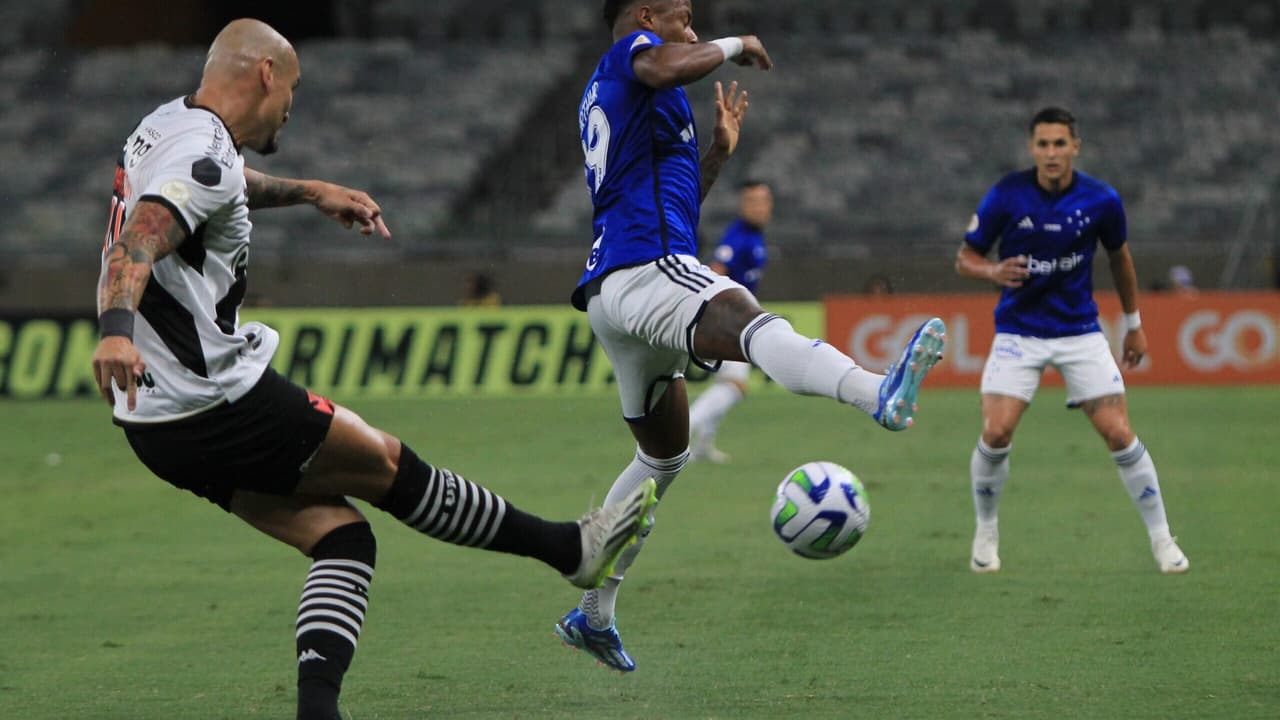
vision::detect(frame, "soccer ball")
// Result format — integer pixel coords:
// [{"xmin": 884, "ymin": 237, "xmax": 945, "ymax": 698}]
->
[{"xmin": 770, "ymin": 461, "xmax": 870, "ymax": 559}]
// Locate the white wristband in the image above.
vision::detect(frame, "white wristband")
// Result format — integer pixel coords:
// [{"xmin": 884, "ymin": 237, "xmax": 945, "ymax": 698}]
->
[
  {"xmin": 1124, "ymin": 311, "xmax": 1142, "ymax": 332},
  {"xmin": 711, "ymin": 37, "xmax": 743, "ymax": 62}
]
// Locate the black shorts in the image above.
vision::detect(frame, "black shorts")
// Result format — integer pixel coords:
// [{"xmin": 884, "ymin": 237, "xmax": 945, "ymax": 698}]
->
[{"xmin": 120, "ymin": 368, "xmax": 336, "ymax": 511}]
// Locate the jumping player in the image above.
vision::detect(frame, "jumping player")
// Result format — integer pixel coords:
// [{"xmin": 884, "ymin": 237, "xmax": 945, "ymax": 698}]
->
[{"xmin": 554, "ymin": 0, "xmax": 946, "ymax": 672}]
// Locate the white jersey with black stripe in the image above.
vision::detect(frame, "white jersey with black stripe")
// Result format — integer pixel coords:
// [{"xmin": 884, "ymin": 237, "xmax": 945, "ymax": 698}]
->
[{"xmin": 107, "ymin": 96, "xmax": 278, "ymax": 423}]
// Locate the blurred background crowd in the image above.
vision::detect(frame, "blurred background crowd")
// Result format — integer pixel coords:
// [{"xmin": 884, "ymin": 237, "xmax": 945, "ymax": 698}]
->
[{"xmin": 1, "ymin": 0, "xmax": 1277, "ymax": 309}]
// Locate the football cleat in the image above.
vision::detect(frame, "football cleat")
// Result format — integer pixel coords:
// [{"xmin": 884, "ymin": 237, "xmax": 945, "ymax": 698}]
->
[
  {"xmin": 554, "ymin": 607, "xmax": 636, "ymax": 672},
  {"xmin": 1152, "ymin": 536, "xmax": 1189, "ymax": 574},
  {"xmin": 563, "ymin": 478, "xmax": 658, "ymax": 589},
  {"xmin": 970, "ymin": 525, "xmax": 1001, "ymax": 573},
  {"xmin": 874, "ymin": 318, "xmax": 946, "ymax": 431},
  {"xmin": 689, "ymin": 442, "xmax": 731, "ymax": 464}
]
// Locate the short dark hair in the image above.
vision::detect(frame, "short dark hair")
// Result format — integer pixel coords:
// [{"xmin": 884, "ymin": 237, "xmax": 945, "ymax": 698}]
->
[
  {"xmin": 1029, "ymin": 106, "xmax": 1077, "ymax": 137},
  {"xmin": 739, "ymin": 178, "xmax": 770, "ymax": 191},
  {"xmin": 603, "ymin": 0, "xmax": 635, "ymax": 29}
]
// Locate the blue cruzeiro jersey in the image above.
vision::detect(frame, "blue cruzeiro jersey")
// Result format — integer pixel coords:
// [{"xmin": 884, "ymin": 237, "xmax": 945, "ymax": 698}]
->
[
  {"xmin": 712, "ymin": 218, "xmax": 767, "ymax": 295},
  {"xmin": 572, "ymin": 31, "xmax": 702, "ymax": 310},
  {"xmin": 964, "ymin": 169, "xmax": 1127, "ymax": 338}
]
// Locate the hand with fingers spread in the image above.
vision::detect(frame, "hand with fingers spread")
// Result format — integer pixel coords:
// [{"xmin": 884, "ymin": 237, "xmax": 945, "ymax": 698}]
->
[
  {"xmin": 311, "ymin": 181, "xmax": 391, "ymax": 239},
  {"xmin": 93, "ymin": 336, "xmax": 147, "ymax": 411},
  {"xmin": 712, "ymin": 80, "xmax": 750, "ymax": 157},
  {"xmin": 732, "ymin": 36, "xmax": 773, "ymax": 70}
]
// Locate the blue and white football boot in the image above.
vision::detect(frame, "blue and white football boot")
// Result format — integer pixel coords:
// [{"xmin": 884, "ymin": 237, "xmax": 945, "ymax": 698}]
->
[
  {"xmin": 554, "ymin": 607, "xmax": 636, "ymax": 672},
  {"xmin": 874, "ymin": 317, "xmax": 946, "ymax": 430}
]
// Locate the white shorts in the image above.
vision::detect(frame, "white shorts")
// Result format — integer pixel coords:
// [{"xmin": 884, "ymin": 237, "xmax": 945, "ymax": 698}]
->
[
  {"xmin": 980, "ymin": 332, "xmax": 1126, "ymax": 406},
  {"xmin": 587, "ymin": 254, "xmax": 745, "ymax": 419}
]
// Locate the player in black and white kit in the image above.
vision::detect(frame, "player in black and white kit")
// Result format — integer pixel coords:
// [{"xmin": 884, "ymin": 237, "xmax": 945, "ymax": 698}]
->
[{"xmin": 91, "ymin": 19, "xmax": 657, "ymax": 720}]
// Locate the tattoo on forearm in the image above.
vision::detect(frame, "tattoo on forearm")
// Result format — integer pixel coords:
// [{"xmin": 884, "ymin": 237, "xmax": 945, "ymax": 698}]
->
[
  {"xmin": 245, "ymin": 170, "xmax": 311, "ymax": 209},
  {"xmin": 97, "ymin": 201, "xmax": 186, "ymax": 312}
]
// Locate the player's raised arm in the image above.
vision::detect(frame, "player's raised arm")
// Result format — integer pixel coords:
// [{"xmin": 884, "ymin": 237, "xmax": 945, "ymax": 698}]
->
[
  {"xmin": 632, "ymin": 35, "xmax": 771, "ymax": 90},
  {"xmin": 700, "ymin": 80, "xmax": 748, "ymax": 201},
  {"xmin": 244, "ymin": 167, "xmax": 391, "ymax": 238},
  {"xmin": 92, "ymin": 200, "xmax": 188, "ymax": 410}
]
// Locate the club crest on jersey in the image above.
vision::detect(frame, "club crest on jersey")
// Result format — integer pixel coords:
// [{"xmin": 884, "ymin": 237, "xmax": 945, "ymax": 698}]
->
[{"xmin": 159, "ymin": 179, "xmax": 191, "ymax": 207}]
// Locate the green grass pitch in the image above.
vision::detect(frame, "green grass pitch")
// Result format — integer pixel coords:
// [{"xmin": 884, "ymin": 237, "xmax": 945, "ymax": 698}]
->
[{"xmin": 2, "ymin": 386, "xmax": 1278, "ymax": 719}]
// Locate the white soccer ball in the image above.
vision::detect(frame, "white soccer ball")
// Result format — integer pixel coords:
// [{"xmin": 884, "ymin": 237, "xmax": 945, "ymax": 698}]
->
[{"xmin": 770, "ymin": 461, "xmax": 870, "ymax": 559}]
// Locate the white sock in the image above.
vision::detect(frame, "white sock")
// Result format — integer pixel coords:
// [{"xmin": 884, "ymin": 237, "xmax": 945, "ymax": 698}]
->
[
  {"xmin": 689, "ymin": 381, "xmax": 743, "ymax": 447},
  {"xmin": 580, "ymin": 447, "xmax": 688, "ymax": 629},
  {"xmin": 1112, "ymin": 438, "xmax": 1171, "ymax": 541},
  {"xmin": 740, "ymin": 314, "xmax": 883, "ymax": 415},
  {"xmin": 971, "ymin": 439, "xmax": 1010, "ymax": 529}
]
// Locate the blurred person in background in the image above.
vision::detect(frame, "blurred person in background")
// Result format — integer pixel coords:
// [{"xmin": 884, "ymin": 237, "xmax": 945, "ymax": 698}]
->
[
  {"xmin": 1167, "ymin": 264, "xmax": 1198, "ymax": 297},
  {"xmin": 554, "ymin": 0, "xmax": 946, "ymax": 673},
  {"xmin": 688, "ymin": 179, "xmax": 772, "ymax": 463},
  {"xmin": 863, "ymin": 273, "xmax": 895, "ymax": 296},
  {"xmin": 955, "ymin": 106, "xmax": 1188, "ymax": 577},
  {"xmin": 459, "ymin": 270, "xmax": 502, "ymax": 306},
  {"xmin": 90, "ymin": 19, "xmax": 654, "ymax": 719}
]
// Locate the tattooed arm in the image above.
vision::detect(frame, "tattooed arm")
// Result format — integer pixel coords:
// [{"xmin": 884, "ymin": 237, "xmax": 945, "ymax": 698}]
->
[
  {"xmin": 244, "ymin": 167, "xmax": 313, "ymax": 209},
  {"xmin": 92, "ymin": 200, "xmax": 189, "ymax": 410},
  {"xmin": 244, "ymin": 167, "xmax": 392, "ymax": 237}
]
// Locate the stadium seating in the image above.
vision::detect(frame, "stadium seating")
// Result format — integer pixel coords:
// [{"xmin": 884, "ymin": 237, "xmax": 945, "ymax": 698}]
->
[
  {"xmin": 535, "ymin": 29, "xmax": 1280, "ymax": 263},
  {"xmin": 1, "ymin": 1, "xmax": 1276, "ymax": 283}
]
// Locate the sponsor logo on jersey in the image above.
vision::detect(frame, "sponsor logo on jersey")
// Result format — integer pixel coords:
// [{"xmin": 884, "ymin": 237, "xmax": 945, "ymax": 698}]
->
[
  {"xmin": 967, "ymin": 214, "xmax": 980, "ymax": 233},
  {"xmin": 206, "ymin": 117, "xmax": 236, "ymax": 168},
  {"xmin": 1025, "ymin": 251, "xmax": 1085, "ymax": 275},
  {"xmin": 306, "ymin": 389, "xmax": 335, "ymax": 416}
]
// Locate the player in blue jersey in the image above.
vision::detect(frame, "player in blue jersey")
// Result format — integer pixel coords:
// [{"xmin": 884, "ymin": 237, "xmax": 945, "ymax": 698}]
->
[
  {"xmin": 688, "ymin": 179, "xmax": 772, "ymax": 463},
  {"xmin": 956, "ymin": 107, "xmax": 1188, "ymax": 576},
  {"xmin": 554, "ymin": 0, "xmax": 947, "ymax": 672}
]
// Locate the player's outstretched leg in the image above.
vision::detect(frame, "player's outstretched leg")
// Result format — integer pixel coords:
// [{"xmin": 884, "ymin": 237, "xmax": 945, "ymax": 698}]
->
[
  {"xmin": 738, "ymin": 314, "xmax": 945, "ymax": 430},
  {"xmin": 874, "ymin": 318, "xmax": 947, "ymax": 430},
  {"xmin": 372, "ymin": 444, "xmax": 656, "ymax": 588}
]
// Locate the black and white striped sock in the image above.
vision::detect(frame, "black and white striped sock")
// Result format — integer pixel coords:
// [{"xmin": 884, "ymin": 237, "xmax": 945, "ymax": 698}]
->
[
  {"xmin": 296, "ymin": 521, "xmax": 376, "ymax": 720},
  {"xmin": 374, "ymin": 444, "xmax": 581, "ymax": 574}
]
